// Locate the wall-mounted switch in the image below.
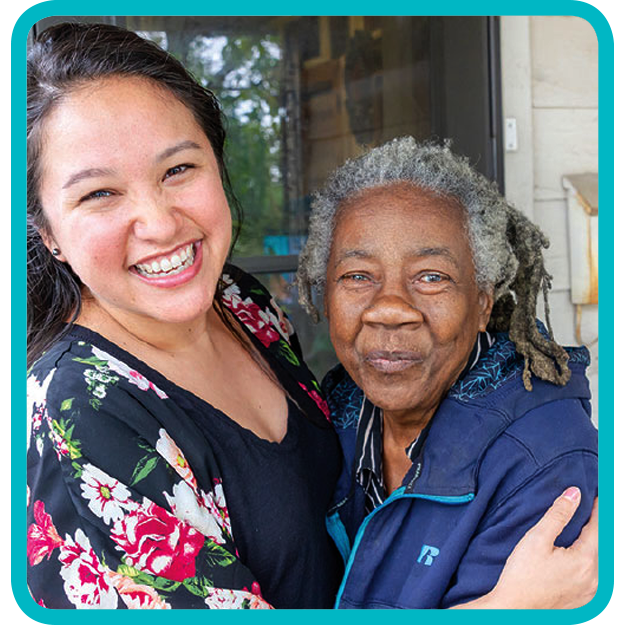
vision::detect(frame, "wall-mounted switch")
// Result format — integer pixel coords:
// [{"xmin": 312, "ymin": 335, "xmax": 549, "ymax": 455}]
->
[{"xmin": 505, "ymin": 117, "xmax": 518, "ymax": 152}]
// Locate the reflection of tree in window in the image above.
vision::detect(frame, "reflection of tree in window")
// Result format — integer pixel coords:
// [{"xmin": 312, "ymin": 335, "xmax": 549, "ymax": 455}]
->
[
  {"xmin": 203, "ymin": 36, "xmax": 283, "ymax": 258},
  {"xmin": 145, "ymin": 31, "xmax": 285, "ymax": 258}
]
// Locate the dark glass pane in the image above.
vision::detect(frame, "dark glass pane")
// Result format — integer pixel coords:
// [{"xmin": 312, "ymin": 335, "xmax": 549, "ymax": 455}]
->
[{"xmin": 120, "ymin": 16, "xmax": 433, "ymax": 258}]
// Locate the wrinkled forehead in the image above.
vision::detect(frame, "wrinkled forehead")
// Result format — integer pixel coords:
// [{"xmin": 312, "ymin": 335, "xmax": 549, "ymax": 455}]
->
[{"xmin": 336, "ymin": 181, "xmax": 468, "ymax": 228}]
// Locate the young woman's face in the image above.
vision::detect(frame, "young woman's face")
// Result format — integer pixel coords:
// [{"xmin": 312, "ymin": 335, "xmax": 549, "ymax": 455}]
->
[{"xmin": 38, "ymin": 76, "xmax": 232, "ymax": 329}]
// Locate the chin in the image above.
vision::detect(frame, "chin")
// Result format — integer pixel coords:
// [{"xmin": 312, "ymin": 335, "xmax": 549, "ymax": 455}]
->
[
  {"xmin": 149, "ymin": 297, "xmax": 214, "ymax": 325},
  {"xmin": 358, "ymin": 381, "xmax": 417, "ymax": 414}
]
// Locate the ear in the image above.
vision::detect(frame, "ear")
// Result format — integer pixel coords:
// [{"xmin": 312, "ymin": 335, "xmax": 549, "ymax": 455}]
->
[
  {"xmin": 39, "ymin": 229, "xmax": 67, "ymax": 263},
  {"xmin": 477, "ymin": 289, "xmax": 494, "ymax": 332}
]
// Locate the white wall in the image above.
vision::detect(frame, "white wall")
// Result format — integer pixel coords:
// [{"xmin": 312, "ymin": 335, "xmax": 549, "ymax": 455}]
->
[{"xmin": 500, "ymin": 16, "xmax": 599, "ymax": 424}]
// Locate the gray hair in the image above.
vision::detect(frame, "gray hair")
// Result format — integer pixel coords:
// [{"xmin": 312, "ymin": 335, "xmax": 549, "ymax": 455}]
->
[{"xmin": 296, "ymin": 136, "xmax": 572, "ymax": 389}]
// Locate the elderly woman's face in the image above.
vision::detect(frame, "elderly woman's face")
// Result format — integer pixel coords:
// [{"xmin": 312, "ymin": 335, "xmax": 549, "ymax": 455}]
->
[{"xmin": 325, "ymin": 183, "xmax": 493, "ymax": 421}]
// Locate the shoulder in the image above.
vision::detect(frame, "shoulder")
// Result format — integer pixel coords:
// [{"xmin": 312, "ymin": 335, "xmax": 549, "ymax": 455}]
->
[
  {"xmin": 220, "ymin": 264, "xmax": 296, "ymax": 347},
  {"xmin": 29, "ymin": 333, "xmax": 169, "ymax": 413},
  {"xmin": 322, "ymin": 364, "xmax": 363, "ymax": 430},
  {"xmin": 221, "ymin": 265, "xmax": 332, "ymax": 424},
  {"xmin": 28, "ymin": 333, "xmax": 175, "ymax": 464},
  {"xmin": 474, "ymin": 380, "xmax": 597, "ymax": 499},
  {"xmin": 448, "ymin": 329, "xmax": 591, "ymax": 403}
]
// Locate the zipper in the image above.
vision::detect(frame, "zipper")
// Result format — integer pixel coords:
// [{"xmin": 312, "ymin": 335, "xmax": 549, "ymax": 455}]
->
[
  {"xmin": 333, "ymin": 488, "xmax": 474, "ymax": 609},
  {"xmin": 326, "ymin": 512, "xmax": 351, "ymax": 564}
]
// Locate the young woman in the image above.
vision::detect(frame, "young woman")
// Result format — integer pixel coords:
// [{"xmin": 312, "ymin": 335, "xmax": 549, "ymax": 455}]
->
[{"xmin": 27, "ymin": 22, "xmax": 597, "ymax": 609}]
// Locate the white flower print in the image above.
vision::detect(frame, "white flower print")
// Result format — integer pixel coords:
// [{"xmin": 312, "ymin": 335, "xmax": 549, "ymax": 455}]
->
[
  {"xmin": 92, "ymin": 384, "xmax": 107, "ymax": 399},
  {"xmin": 164, "ymin": 481, "xmax": 227, "ymax": 545},
  {"xmin": 201, "ymin": 481, "xmax": 232, "ymax": 540},
  {"xmin": 91, "ymin": 346, "xmax": 168, "ymax": 399},
  {"xmin": 106, "ymin": 571, "xmax": 171, "ymax": 609},
  {"xmin": 80, "ymin": 464, "xmax": 134, "ymax": 525},
  {"xmin": 269, "ymin": 298, "xmax": 294, "ymax": 340},
  {"xmin": 155, "ymin": 429, "xmax": 197, "ymax": 489},
  {"xmin": 27, "ymin": 369, "xmax": 55, "ymax": 451},
  {"xmin": 204, "ymin": 588, "xmax": 272, "ymax": 609},
  {"xmin": 221, "ymin": 280, "xmax": 243, "ymax": 310},
  {"xmin": 83, "ymin": 368, "xmax": 117, "ymax": 403}
]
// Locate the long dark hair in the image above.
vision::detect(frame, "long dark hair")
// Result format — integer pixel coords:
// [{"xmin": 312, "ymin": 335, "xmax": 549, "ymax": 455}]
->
[{"xmin": 27, "ymin": 22, "xmax": 243, "ymax": 367}]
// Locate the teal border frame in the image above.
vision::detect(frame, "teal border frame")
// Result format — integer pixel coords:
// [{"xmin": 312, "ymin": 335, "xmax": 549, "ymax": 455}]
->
[{"xmin": 12, "ymin": 1, "xmax": 614, "ymax": 622}]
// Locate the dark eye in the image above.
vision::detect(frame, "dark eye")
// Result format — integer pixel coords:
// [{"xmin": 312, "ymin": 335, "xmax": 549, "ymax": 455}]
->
[{"xmin": 164, "ymin": 164, "xmax": 193, "ymax": 180}]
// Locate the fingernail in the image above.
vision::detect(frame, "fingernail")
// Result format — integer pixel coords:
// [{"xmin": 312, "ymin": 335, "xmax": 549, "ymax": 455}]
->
[{"xmin": 563, "ymin": 487, "xmax": 581, "ymax": 502}]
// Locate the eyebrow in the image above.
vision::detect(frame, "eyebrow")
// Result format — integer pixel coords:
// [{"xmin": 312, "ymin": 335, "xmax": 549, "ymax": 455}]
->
[
  {"xmin": 332, "ymin": 249, "xmax": 374, "ymax": 268},
  {"xmin": 156, "ymin": 140, "xmax": 203, "ymax": 163},
  {"xmin": 62, "ymin": 167, "xmax": 116, "ymax": 190},
  {"xmin": 62, "ymin": 140, "xmax": 203, "ymax": 190},
  {"xmin": 415, "ymin": 246, "xmax": 460, "ymax": 268}
]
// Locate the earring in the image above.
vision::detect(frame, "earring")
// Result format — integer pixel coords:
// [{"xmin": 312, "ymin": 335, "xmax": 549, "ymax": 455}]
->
[{"xmin": 52, "ymin": 248, "xmax": 61, "ymax": 256}]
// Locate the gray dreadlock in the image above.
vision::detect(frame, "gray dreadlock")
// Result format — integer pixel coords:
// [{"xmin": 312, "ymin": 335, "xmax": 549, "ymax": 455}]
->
[{"xmin": 296, "ymin": 136, "xmax": 570, "ymax": 390}]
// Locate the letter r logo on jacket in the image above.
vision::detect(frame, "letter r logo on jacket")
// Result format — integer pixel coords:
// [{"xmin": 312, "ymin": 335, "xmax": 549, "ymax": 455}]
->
[{"xmin": 417, "ymin": 544, "xmax": 440, "ymax": 566}]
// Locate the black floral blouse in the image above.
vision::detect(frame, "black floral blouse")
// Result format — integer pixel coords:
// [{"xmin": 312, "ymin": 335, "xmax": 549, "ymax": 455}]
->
[{"xmin": 26, "ymin": 266, "xmax": 334, "ymax": 609}]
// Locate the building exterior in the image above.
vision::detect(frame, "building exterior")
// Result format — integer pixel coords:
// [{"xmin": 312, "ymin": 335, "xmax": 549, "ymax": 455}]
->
[
  {"xmin": 501, "ymin": 16, "xmax": 599, "ymax": 423},
  {"xmin": 30, "ymin": 15, "xmax": 599, "ymax": 421}
]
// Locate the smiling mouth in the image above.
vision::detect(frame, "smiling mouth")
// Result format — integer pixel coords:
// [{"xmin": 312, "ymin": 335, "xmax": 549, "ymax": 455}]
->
[
  {"xmin": 364, "ymin": 350, "xmax": 423, "ymax": 373},
  {"xmin": 133, "ymin": 242, "xmax": 197, "ymax": 279}
]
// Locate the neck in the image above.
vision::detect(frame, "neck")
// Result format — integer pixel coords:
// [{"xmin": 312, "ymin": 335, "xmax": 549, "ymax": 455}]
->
[{"xmin": 382, "ymin": 407, "xmax": 434, "ymax": 451}]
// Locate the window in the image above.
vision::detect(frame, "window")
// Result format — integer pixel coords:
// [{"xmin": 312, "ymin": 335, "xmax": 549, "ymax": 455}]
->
[{"xmin": 33, "ymin": 15, "xmax": 502, "ymax": 379}]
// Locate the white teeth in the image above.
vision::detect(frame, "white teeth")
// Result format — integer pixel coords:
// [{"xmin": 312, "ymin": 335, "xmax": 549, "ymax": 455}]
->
[{"xmin": 135, "ymin": 244, "xmax": 196, "ymax": 278}]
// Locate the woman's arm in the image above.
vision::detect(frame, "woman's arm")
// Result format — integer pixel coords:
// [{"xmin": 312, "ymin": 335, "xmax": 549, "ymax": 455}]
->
[
  {"xmin": 452, "ymin": 488, "xmax": 598, "ymax": 609},
  {"xmin": 27, "ymin": 353, "xmax": 272, "ymax": 609}
]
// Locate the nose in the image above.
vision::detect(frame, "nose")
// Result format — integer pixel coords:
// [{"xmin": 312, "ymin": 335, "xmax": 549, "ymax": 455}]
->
[
  {"xmin": 362, "ymin": 287, "xmax": 424, "ymax": 328},
  {"xmin": 131, "ymin": 190, "xmax": 181, "ymax": 242}
]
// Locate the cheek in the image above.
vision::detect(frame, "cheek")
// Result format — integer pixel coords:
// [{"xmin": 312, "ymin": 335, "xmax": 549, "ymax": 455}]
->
[
  {"xmin": 428, "ymin": 295, "xmax": 479, "ymax": 342},
  {"xmin": 188, "ymin": 181, "xmax": 232, "ymax": 231},
  {"xmin": 327, "ymin": 298, "xmax": 362, "ymax": 362},
  {"xmin": 63, "ymin": 221, "xmax": 128, "ymax": 278}
]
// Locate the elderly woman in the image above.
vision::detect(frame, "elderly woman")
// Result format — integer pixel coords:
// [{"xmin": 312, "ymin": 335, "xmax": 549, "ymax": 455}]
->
[{"xmin": 297, "ymin": 137, "xmax": 598, "ymax": 609}]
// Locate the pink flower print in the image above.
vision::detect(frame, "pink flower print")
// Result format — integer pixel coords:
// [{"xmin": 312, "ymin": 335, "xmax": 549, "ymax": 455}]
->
[
  {"xmin": 31, "ymin": 405, "xmax": 44, "ymax": 435},
  {"xmin": 80, "ymin": 464, "xmax": 134, "ymax": 525},
  {"xmin": 111, "ymin": 499, "xmax": 205, "ymax": 582},
  {"xmin": 233, "ymin": 299, "xmax": 281, "ymax": 347},
  {"xmin": 59, "ymin": 529, "xmax": 118, "ymax": 608},
  {"xmin": 27, "ymin": 501, "xmax": 64, "ymax": 566},
  {"xmin": 107, "ymin": 571, "xmax": 171, "ymax": 609},
  {"xmin": 298, "ymin": 383, "xmax": 331, "ymax": 421}
]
